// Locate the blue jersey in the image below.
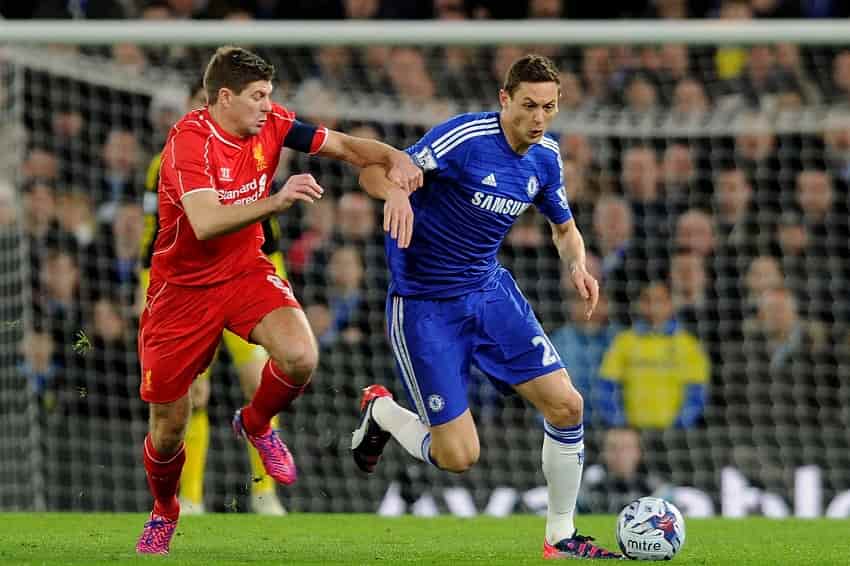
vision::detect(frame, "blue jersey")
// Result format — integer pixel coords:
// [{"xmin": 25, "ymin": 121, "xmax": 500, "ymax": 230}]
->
[{"xmin": 388, "ymin": 111, "xmax": 572, "ymax": 299}]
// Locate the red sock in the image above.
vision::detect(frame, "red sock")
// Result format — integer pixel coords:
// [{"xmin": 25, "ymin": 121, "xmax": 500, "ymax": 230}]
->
[
  {"xmin": 241, "ymin": 359, "xmax": 307, "ymax": 436},
  {"xmin": 143, "ymin": 434, "xmax": 185, "ymax": 521}
]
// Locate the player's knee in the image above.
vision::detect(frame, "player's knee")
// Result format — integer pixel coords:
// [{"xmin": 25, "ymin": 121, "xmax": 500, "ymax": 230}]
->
[
  {"xmin": 149, "ymin": 398, "xmax": 190, "ymax": 454},
  {"xmin": 432, "ymin": 443, "xmax": 479, "ymax": 473},
  {"xmin": 272, "ymin": 338, "xmax": 318, "ymax": 385},
  {"xmin": 440, "ymin": 452, "xmax": 479, "ymax": 474},
  {"xmin": 151, "ymin": 421, "xmax": 187, "ymax": 455},
  {"xmin": 543, "ymin": 389, "xmax": 584, "ymax": 428}
]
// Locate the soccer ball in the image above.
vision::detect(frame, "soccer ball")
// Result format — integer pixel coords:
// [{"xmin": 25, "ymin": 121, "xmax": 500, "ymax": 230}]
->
[{"xmin": 616, "ymin": 497, "xmax": 686, "ymax": 560}]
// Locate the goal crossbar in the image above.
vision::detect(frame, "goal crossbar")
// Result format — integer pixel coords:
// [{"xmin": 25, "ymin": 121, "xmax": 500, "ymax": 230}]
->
[{"xmin": 4, "ymin": 20, "xmax": 850, "ymax": 46}]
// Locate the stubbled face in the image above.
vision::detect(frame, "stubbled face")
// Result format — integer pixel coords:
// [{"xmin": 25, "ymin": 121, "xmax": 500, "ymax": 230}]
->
[
  {"xmin": 499, "ymin": 81, "xmax": 559, "ymax": 152},
  {"xmin": 219, "ymin": 79, "xmax": 273, "ymax": 137}
]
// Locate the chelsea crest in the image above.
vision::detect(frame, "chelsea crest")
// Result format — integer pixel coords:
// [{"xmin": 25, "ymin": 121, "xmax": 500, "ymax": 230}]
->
[{"xmin": 526, "ymin": 175, "xmax": 539, "ymax": 198}]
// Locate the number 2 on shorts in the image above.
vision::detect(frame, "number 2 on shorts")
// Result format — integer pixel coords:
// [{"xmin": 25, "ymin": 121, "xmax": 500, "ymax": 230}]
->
[{"xmin": 532, "ymin": 335, "xmax": 560, "ymax": 366}]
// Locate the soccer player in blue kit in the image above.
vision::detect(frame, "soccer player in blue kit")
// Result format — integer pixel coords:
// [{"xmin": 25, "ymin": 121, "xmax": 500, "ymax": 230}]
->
[{"xmin": 352, "ymin": 54, "xmax": 621, "ymax": 560}]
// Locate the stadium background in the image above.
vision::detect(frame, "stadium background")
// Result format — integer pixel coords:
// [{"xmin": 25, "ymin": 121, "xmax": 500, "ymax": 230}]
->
[{"xmin": 1, "ymin": 0, "xmax": 849, "ymax": 520}]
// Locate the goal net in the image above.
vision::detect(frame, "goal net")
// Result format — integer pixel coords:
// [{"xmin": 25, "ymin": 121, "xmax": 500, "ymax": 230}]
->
[{"xmin": 1, "ymin": 21, "xmax": 849, "ymax": 517}]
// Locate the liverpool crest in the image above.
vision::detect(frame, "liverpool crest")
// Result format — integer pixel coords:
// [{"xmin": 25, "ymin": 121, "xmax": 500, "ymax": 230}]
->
[{"xmin": 253, "ymin": 143, "xmax": 267, "ymax": 171}]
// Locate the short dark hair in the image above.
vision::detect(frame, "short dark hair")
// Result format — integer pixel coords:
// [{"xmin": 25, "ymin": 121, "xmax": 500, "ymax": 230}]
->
[
  {"xmin": 203, "ymin": 46, "xmax": 275, "ymax": 105},
  {"xmin": 502, "ymin": 54, "xmax": 560, "ymax": 96}
]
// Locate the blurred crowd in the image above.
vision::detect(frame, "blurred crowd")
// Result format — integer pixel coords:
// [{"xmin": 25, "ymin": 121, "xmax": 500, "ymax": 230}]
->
[
  {"xmin": 3, "ymin": 0, "xmax": 850, "ymax": 512},
  {"xmin": 11, "ymin": 40, "xmax": 850, "ymax": 426}
]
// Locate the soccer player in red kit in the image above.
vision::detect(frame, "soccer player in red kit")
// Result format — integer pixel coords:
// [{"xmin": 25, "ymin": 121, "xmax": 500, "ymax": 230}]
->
[{"xmin": 135, "ymin": 46, "xmax": 422, "ymax": 555}]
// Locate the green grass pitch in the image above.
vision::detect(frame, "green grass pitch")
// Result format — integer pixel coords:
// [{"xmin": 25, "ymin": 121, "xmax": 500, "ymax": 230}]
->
[{"xmin": 0, "ymin": 513, "xmax": 846, "ymax": 565}]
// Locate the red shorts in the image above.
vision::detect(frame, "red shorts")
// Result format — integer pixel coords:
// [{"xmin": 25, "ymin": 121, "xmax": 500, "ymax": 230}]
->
[{"xmin": 138, "ymin": 266, "xmax": 300, "ymax": 404}]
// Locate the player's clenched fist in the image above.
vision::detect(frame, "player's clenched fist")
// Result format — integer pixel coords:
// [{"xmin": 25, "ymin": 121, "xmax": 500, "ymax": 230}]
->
[
  {"xmin": 386, "ymin": 150, "xmax": 424, "ymax": 194},
  {"xmin": 273, "ymin": 173, "xmax": 324, "ymax": 211}
]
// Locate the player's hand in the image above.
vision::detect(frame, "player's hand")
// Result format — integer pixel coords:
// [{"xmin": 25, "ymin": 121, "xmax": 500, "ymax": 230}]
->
[
  {"xmin": 570, "ymin": 262, "xmax": 599, "ymax": 320},
  {"xmin": 274, "ymin": 173, "xmax": 324, "ymax": 211},
  {"xmin": 383, "ymin": 187, "xmax": 414, "ymax": 248},
  {"xmin": 386, "ymin": 151, "xmax": 423, "ymax": 194}
]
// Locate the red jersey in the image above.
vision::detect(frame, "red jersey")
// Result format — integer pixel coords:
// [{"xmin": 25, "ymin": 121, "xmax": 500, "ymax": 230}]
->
[{"xmin": 151, "ymin": 103, "xmax": 327, "ymax": 286}]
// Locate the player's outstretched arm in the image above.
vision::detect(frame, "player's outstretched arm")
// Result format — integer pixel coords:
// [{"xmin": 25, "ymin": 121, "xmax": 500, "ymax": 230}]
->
[
  {"xmin": 182, "ymin": 174, "xmax": 324, "ymax": 240},
  {"xmin": 360, "ymin": 165, "xmax": 414, "ymax": 248},
  {"xmin": 549, "ymin": 219, "xmax": 599, "ymax": 319},
  {"xmin": 319, "ymin": 130, "xmax": 423, "ymax": 193}
]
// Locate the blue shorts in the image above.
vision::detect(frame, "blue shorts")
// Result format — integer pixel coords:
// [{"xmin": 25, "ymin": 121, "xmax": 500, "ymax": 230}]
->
[{"xmin": 386, "ymin": 268, "xmax": 564, "ymax": 427}]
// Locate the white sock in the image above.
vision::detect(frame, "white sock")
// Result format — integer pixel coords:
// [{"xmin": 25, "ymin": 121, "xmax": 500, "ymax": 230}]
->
[
  {"xmin": 542, "ymin": 421, "xmax": 584, "ymax": 545},
  {"xmin": 372, "ymin": 396, "xmax": 434, "ymax": 465}
]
